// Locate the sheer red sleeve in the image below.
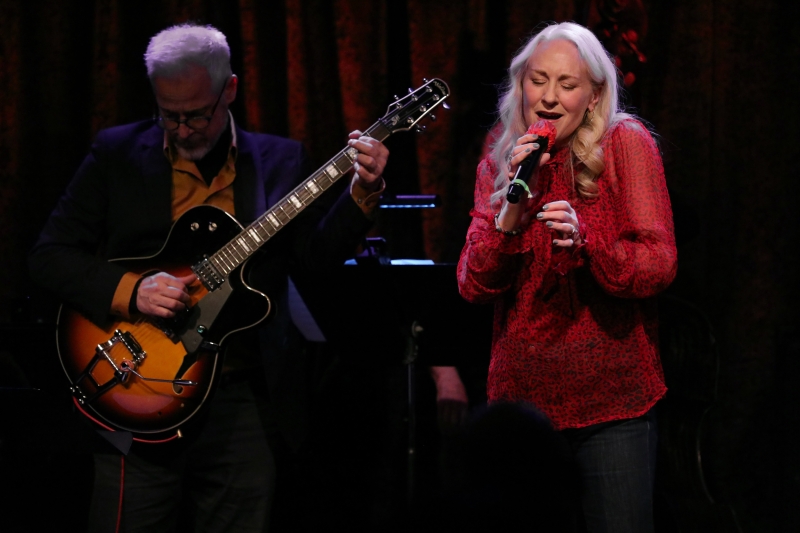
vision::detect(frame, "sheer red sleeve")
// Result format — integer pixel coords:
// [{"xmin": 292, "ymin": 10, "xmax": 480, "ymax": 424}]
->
[
  {"xmin": 583, "ymin": 120, "xmax": 678, "ymax": 298},
  {"xmin": 457, "ymin": 159, "xmax": 536, "ymax": 304}
]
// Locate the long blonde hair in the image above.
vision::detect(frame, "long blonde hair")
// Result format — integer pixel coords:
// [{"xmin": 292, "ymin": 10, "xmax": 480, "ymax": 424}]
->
[{"xmin": 489, "ymin": 22, "xmax": 629, "ymax": 207}]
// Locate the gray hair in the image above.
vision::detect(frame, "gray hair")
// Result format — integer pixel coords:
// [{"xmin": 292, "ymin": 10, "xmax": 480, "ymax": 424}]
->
[{"xmin": 144, "ymin": 23, "xmax": 232, "ymax": 89}]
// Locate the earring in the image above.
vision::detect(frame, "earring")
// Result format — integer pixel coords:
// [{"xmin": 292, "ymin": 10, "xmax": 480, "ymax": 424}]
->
[{"xmin": 585, "ymin": 109, "xmax": 595, "ymax": 125}]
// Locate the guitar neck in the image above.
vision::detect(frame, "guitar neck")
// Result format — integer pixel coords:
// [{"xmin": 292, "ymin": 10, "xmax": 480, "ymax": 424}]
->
[
  {"xmin": 191, "ymin": 77, "xmax": 449, "ymax": 290},
  {"xmin": 205, "ymin": 120, "xmax": 392, "ymax": 279}
]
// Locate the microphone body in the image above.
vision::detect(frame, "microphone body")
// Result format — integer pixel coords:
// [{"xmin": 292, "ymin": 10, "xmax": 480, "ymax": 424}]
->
[{"xmin": 506, "ymin": 120, "xmax": 557, "ymax": 204}]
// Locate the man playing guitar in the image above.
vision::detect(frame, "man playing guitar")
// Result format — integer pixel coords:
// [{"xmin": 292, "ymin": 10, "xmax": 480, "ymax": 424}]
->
[{"xmin": 29, "ymin": 22, "xmax": 389, "ymax": 532}]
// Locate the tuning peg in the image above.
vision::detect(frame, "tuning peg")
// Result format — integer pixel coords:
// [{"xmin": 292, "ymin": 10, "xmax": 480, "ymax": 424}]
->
[
  {"xmin": 394, "ymin": 94, "xmax": 399, "ymax": 101},
  {"xmin": 415, "ymin": 125, "xmax": 426, "ymax": 133},
  {"xmin": 429, "ymin": 114, "xmax": 437, "ymax": 121},
  {"xmin": 442, "ymin": 102, "xmax": 451, "ymax": 110}
]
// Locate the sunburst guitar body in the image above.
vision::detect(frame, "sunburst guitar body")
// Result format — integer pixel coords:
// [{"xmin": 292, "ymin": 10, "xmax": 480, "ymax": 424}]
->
[{"xmin": 58, "ymin": 206, "xmax": 270, "ymax": 441}]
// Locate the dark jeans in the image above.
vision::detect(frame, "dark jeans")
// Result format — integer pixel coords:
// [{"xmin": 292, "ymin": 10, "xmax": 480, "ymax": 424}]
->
[
  {"xmin": 562, "ymin": 408, "xmax": 658, "ymax": 533},
  {"xmin": 87, "ymin": 374, "xmax": 276, "ymax": 533}
]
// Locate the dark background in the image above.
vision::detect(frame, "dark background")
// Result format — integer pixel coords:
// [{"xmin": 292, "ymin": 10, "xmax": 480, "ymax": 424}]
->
[{"xmin": 0, "ymin": 0, "xmax": 798, "ymax": 531}]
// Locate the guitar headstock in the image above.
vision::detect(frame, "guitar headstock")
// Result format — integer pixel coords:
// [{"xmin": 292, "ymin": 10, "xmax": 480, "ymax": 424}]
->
[{"xmin": 381, "ymin": 78, "xmax": 450, "ymax": 134}]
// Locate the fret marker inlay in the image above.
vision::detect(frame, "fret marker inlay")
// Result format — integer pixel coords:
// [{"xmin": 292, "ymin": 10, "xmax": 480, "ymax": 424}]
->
[{"xmin": 237, "ymin": 238, "xmax": 251, "ymax": 253}]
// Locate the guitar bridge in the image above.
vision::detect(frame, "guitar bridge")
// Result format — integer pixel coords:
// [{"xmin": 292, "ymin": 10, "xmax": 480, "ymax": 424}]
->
[
  {"xmin": 96, "ymin": 329, "xmax": 147, "ymax": 380},
  {"xmin": 70, "ymin": 329, "xmax": 147, "ymax": 405}
]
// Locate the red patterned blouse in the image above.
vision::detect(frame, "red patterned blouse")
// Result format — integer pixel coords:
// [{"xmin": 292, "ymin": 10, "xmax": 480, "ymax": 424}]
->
[{"xmin": 457, "ymin": 119, "xmax": 677, "ymax": 430}]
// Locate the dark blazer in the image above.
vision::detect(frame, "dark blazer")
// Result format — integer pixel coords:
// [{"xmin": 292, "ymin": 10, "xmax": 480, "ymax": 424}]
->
[{"xmin": 28, "ymin": 119, "xmax": 372, "ymax": 447}]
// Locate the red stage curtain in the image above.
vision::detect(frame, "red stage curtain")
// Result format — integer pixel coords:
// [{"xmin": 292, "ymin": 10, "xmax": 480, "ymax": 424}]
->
[{"xmin": 0, "ymin": 2, "xmax": 799, "ymax": 529}]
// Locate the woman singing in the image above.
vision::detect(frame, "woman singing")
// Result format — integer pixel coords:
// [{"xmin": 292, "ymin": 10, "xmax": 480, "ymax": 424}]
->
[{"xmin": 457, "ymin": 21, "xmax": 677, "ymax": 532}]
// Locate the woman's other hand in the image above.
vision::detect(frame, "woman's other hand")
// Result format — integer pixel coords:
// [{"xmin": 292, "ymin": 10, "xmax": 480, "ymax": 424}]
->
[{"xmin": 536, "ymin": 200, "xmax": 583, "ymax": 247}]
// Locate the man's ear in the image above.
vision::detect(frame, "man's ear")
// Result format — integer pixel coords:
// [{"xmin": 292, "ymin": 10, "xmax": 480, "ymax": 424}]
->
[{"xmin": 225, "ymin": 74, "xmax": 238, "ymax": 104}]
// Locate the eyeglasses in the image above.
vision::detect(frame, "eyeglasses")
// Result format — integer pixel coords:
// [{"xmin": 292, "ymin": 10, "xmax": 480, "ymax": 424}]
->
[{"xmin": 155, "ymin": 81, "xmax": 227, "ymax": 131}]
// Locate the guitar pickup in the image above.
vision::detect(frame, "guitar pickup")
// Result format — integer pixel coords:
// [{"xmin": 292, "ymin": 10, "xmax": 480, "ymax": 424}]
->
[{"xmin": 192, "ymin": 257, "xmax": 225, "ymax": 291}]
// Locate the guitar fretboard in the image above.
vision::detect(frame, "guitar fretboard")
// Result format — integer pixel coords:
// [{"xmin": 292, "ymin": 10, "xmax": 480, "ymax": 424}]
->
[{"xmin": 206, "ymin": 121, "xmax": 392, "ymax": 278}]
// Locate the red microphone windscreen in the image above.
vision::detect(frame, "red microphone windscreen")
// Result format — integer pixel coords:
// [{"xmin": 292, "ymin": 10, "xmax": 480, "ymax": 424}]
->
[{"xmin": 525, "ymin": 120, "xmax": 557, "ymax": 153}]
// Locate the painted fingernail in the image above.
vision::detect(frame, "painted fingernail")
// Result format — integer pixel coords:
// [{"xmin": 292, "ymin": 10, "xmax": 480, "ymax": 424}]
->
[
  {"xmin": 525, "ymin": 148, "xmax": 531, "ymax": 153},
  {"xmin": 536, "ymin": 213, "xmax": 544, "ymax": 219},
  {"xmin": 546, "ymin": 221, "xmax": 553, "ymax": 227},
  {"xmin": 553, "ymin": 239, "xmax": 559, "ymax": 245},
  {"xmin": 542, "ymin": 204, "xmax": 549, "ymax": 210}
]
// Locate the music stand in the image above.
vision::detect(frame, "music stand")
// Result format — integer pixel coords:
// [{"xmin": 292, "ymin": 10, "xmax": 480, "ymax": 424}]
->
[{"xmin": 291, "ymin": 261, "xmax": 493, "ymax": 513}]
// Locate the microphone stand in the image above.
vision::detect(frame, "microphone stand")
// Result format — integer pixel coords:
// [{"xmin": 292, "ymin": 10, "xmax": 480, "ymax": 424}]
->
[{"xmin": 402, "ymin": 320, "xmax": 424, "ymax": 514}]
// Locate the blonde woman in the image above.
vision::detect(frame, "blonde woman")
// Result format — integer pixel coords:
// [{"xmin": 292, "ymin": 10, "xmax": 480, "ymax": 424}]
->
[{"xmin": 457, "ymin": 21, "xmax": 677, "ymax": 532}]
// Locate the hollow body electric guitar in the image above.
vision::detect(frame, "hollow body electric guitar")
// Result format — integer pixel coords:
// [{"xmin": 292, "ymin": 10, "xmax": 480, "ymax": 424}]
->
[{"xmin": 58, "ymin": 78, "xmax": 450, "ymax": 442}]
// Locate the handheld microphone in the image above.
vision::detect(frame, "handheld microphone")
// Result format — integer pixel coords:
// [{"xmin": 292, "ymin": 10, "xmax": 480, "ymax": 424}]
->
[{"xmin": 506, "ymin": 120, "xmax": 557, "ymax": 204}]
